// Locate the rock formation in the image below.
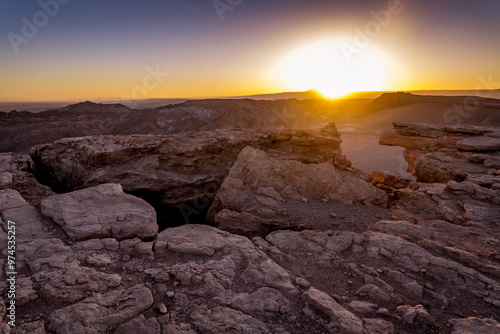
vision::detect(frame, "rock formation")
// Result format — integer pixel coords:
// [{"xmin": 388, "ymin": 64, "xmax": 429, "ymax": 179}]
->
[
  {"xmin": 0, "ymin": 121, "xmax": 499, "ymax": 333},
  {"xmin": 380, "ymin": 122, "xmax": 500, "ymax": 183},
  {"xmin": 29, "ymin": 128, "xmax": 347, "ymax": 207},
  {"xmin": 207, "ymin": 146, "xmax": 387, "ymax": 236},
  {"xmin": 41, "ymin": 184, "xmax": 158, "ymax": 240},
  {"xmin": 0, "ymin": 98, "xmax": 367, "ymax": 153}
]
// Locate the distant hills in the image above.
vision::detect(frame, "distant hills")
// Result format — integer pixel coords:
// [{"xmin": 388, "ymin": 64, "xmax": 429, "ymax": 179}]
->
[{"xmin": 2, "ymin": 89, "xmax": 500, "ymax": 113}]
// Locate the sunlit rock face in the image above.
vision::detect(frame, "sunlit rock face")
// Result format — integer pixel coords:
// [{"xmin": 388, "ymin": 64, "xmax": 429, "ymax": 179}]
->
[{"xmin": 380, "ymin": 122, "xmax": 500, "ymax": 183}]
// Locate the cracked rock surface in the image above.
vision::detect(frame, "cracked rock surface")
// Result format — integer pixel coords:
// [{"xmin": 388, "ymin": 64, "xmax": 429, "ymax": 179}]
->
[{"xmin": 1, "ymin": 123, "xmax": 499, "ymax": 333}]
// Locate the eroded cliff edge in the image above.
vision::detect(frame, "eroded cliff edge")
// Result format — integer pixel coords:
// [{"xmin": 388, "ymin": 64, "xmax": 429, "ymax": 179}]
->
[{"xmin": 0, "ymin": 122, "xmax": 499, "ymax": 334}]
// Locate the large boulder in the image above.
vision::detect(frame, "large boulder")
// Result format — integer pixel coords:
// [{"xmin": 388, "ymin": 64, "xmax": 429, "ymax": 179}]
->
[
  {"xmin": 41, "ymin": 183, "xmax": 157, "ymax": 240},
  {"xmin": 208, "ymin": 147, "xmax": 387, "ymax": 235}
]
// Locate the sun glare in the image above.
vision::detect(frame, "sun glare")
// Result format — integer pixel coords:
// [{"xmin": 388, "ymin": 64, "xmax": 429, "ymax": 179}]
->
[{"xmin": 277, "ymin": 39, "xmax": 392, "ymax": 98}]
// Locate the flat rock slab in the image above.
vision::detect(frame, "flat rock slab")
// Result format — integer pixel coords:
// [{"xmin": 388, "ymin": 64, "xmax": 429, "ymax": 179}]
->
[
  {"xmin": 457, "ymin": 137, "xmax": 500, "ymax": 151},
  {"xmin": 302, "ymin": 287, "xmax": 365, "ymax": 334},
  {"xmin": 449, "ymin": 317, "xmax": 500, "ymax": 334},
  {"xmin": 0, "ymin": 189, "xmax": 30, "ymax": 214},
  {"xmin": 41, "ymin": 183, "xmax": 157, "ymax": 240},
  {"xmin": 48, "ymin": 284, "xmax": 153, "ymax": 334}
]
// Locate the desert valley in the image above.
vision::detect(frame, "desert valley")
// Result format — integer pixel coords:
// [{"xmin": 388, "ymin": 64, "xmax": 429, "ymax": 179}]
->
[
  {"xmin": 1, "ymin": 92, "xmax": 500, "ymax": 333},
  {"xmin": 2, "ymin": 0, "xmax": 500, "ymax": 333}
]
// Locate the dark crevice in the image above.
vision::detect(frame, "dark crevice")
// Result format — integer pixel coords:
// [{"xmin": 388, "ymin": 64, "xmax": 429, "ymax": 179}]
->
[{"xmin": 128, "ymin": 189, "xmax": 213, "ymax": 232}]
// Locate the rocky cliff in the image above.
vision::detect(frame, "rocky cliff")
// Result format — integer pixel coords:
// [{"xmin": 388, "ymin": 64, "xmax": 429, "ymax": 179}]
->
[
  {"xmin": 0, "ymin": 122, "xmax": 499, "ymax": 333},
  {"xmin": 380, "ymin": 122, "xmax": 500, "ymax": 183},
  {"xmin": 29, "ymin": 127, "xmax": 347, "ymax": 207}
]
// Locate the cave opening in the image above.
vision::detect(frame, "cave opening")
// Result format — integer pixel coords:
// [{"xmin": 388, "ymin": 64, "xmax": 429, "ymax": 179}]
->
[{"xmin": 128, "ymin": 189, "xmax": 214, "ymax": 232}]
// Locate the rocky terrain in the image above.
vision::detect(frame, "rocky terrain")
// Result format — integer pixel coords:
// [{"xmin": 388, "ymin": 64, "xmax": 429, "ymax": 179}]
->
[
  {"xmin": 1, "ymin": 117, "xmax": 499, "ymax": 333},
  {"xmin": 4, "ymin": 93, "xmax": 500, "ymax": 155},
  {"xmin": 0, "ymin": 99, "xmax": 370, "ymax": 154}
]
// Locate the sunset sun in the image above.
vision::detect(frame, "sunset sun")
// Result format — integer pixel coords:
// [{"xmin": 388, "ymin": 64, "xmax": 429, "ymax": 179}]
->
[{"xmin": 278, "ymin": 39, "xmax": 391, "ymax": 98}]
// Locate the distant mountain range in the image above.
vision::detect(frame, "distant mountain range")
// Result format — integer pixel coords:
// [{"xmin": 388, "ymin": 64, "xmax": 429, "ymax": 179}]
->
[{"xmin": 1, "ymin": 89, "xmax": 499, "ymax": 113}]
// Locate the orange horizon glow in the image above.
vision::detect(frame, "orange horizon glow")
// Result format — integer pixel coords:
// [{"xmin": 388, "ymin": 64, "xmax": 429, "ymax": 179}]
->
[{"xmin": 1, "ymin": 1, "xmax": 499, "ymax": 103}]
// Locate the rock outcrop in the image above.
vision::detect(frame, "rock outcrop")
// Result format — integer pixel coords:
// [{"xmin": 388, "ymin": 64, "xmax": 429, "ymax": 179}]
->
[
  {"xmin": 30, "ymin": 128, "xmax": 347, "ymax": 207},
  {"xmin": 1, "ymin": 120, "xmax": 500, "ymax": 333},
  {"xmin": 41, "ymin": 183, "xmax": 158, "ymax": 240},
  {"xmin": 379, "ymin": 122, "xmax": 500, "ymax": 226},
  {"xmin": 380, "ymin": 122, "xmax": 500, "ymax": 183},
  {"xmin": 207, "ymin": 147, "xmax": 387, "ymax": 236},
  {"xmin": 0, "ymin": 98, "xmax": 367, "ymax": 153}
]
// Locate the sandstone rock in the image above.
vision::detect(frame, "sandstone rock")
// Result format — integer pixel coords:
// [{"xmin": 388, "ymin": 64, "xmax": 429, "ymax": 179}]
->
[
  {"xmin": 396, "ymin": 304, "xmax": 436, "ymax": 326},
  {"xmin": 208, "ymin": 147, "xmax": 386, "ymax": 235},
  {"xmin": 7, "ymin": 168, "xmax": 55, "ymax": 208},
  {"xmin": 41, "ymin": 183, "xmax": 157, "ymax": 240},
  {"xmin": 4, "ymin": 119, "xmax": 500, "ymax": 334},
  {"xmin": 190, "ymin": 306, "xmax": 270, "ymax": 334},
  {"xmin": 155, "ymin": 224, "xmax": 243, "ymax": 256},
  {"xmin": 302, "ymin": 287, "xmax": 365, "ymax": 334},
  {"xmin": 376, "ymin": 308, "xmax": 391, "ymax": 317},
  {"xmin": 211, "ymin": 210, "xmax": 275, "ymax": 237},
  {"xmin": 242, "ymin": 258, "xmax": 300, "ymax": 297},
  {"xmin": 366, "ymin": 232, "xmax": 500, "ymax": 302},
  {"xmin": 0, "ymin": 189, "xmax": 29, "ymax": 213},
  {"xmin": 11, "ymin": 321, "xmax": 46, "ymax": 334},
  {"xmin": 457, "ymin": 136, "xmax": 500, "ymax": 151},
  {"xmin": 2, "ymin": 205, "xmax": 48, "ymax": 245},
  {"xmin": 379, "ymin": 130, "xmax": 439, "ymax": 151},
  {"xmin": 48, "ymin": 284, "xmax": 154, "ymax": 334},
  {"xmin": 372, "ymin": 170, "xmax": 410, "ymax": 190},
  {"xmin": 114, "ymin": 315, "xmax": 160, "ymax": 334},
  {"xmin": 30, "ymin": 128, "xmax": 345, "ymax": 206},
  {"xmin": 0, "ymin": 172, "xmax": 12, "ymax": 190},
  {"xmin": 355, "ymin": 284, "xmax": 392, "ymax": 303},
  {"xmin": 0, "ymin": 323, "xmax": 10, "ymax": 334},
  {"xmin": 230, "ymin": 287, "xmax": 291, "ymax": 316},
  {"xmin": 380, "ymin": 123, "xmax": 500, "ymax": 185},
  {"xmin": 449, "ymin": 317, "xmax": 500, "ymax": 334},
  {"xmin": 16, "ymin": 277, "xmax": 38, "ymax": 306},
  {"xmin": 0, "ymin": 153, "xmax": 32, "ymax": 172},
  {"xmin": 448, "ymin": 180, "xmax": 500, "ymax": 204},
  {"xmin": 158, "ymin": 303, "xmax": 168, "ymax": 314},
  {"xmin": 363, "ymin": 318, "xmax": 394, "ymax": 334},
  {"xmin": 17, "ymin": 238, "xmax": 121, "ymax": 303},
  {"xmin": 414, "ymin": 151, "xmax": 491, "ymax": 183},
  {"xmin": 156, "ymin": 224, "xmax": 299, "ymax": 300},
  {"xmin": 348, "ymin": 301, "xmax": 379, "ymax": 314}
]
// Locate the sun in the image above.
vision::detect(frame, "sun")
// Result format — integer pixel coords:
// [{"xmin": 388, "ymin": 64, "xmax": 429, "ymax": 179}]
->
[{"xmin": 276, "ymin": 39, "xmax": 392, "ymax": 98}]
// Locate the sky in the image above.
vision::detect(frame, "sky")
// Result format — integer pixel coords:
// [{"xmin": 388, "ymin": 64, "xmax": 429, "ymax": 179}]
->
[{"xmin": 0, "ymin": 0, "xmax": 499, "ymax": 101}]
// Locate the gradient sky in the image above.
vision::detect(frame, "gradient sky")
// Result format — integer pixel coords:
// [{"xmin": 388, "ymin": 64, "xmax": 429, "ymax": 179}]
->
[{"xmin": 1, "ymin": 0, "xmax": 499, "ymax": 101}]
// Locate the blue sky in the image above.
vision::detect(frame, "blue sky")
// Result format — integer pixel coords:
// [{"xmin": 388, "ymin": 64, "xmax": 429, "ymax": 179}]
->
[{"xmin": 1, "ymin": 0, "xmax": 499, "ymax": 100}]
